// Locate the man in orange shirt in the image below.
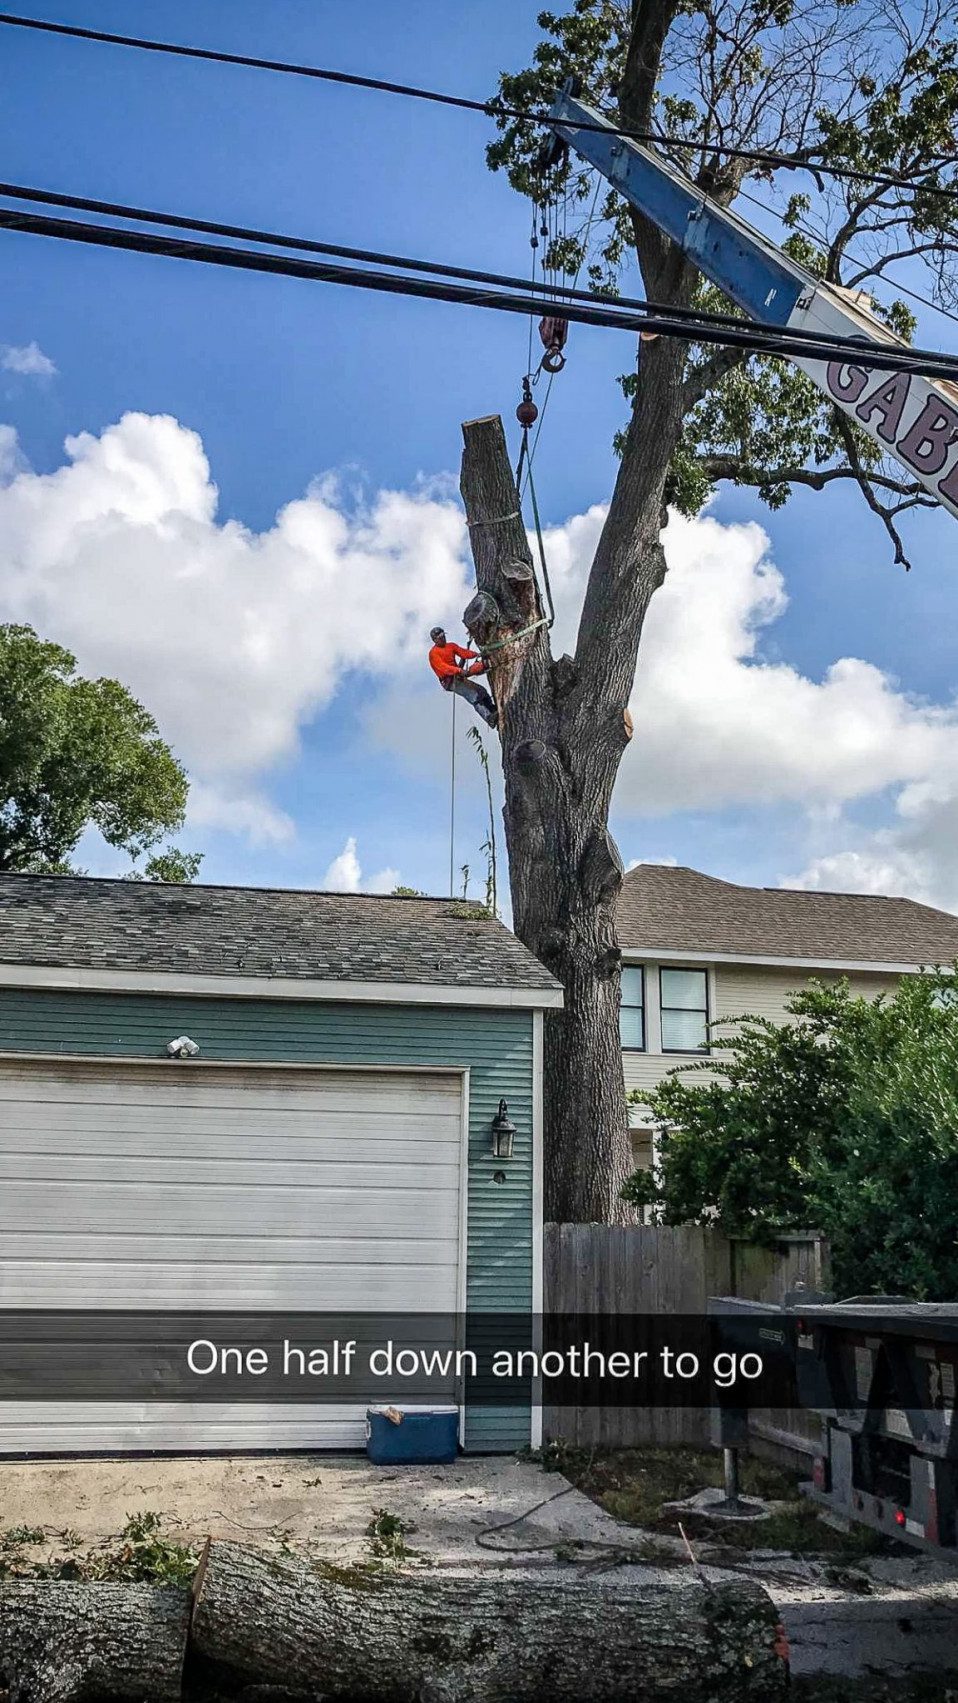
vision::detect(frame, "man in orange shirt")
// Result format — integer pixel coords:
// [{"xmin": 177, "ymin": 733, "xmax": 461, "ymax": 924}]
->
[{"xmin": 428, "ymin": 627, "xmax": 498, "ymax": 729}]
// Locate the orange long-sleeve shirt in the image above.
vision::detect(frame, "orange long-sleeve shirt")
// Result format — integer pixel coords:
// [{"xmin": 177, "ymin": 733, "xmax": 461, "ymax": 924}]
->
[{"xmin": 428, "ymin": 642, "xmax": 485, "ymax": 682}]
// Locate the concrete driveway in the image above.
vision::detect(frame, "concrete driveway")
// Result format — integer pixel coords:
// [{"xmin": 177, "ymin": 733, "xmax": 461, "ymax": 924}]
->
[{"xmin": 0, "ymin": 1452, "xmax": 649, "ymax": 1567}]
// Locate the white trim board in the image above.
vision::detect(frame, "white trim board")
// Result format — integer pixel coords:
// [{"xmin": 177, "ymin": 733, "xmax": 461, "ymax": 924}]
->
[
  {"xmin": 0, "ymin": 962, "xmax": 563, "ymax": 1010},
  {"xmin": 529, "ymin": 1010, "xmax": 544, "ymax": 1451},
  {"xmin": 0, "ymin": 1051, "xmax": 469, "ymax": 1077},
  {"xmin": 621, "ymin": 948, "xmax": 934, "ymax": 974}
]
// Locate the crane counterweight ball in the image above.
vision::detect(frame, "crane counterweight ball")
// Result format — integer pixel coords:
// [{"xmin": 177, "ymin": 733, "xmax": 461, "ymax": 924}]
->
[{"xmin": 517, "ymin": 397, "xmax": 538, "ymax": 427}]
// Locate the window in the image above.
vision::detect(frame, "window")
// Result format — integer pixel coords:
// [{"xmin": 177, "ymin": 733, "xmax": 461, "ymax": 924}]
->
[
  {"xmin": 619, "ymin": 966, "xmax": 645, "ymax": 1050},
  {"xmin": 660, "ymin": 967, "xmax": 708, "ymax": 1052},
  {"xmin": 630, "ymin": 1127, "xmax": 653, "ymax": 1171}
]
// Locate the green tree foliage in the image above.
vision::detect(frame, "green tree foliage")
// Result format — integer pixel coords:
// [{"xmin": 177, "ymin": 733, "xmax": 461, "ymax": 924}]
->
[
  {"xmin": 625, "ymin": 972, "xmax": 958, "ymax": 1298},
  {"xmin": 489, "ymin": 0, "xmax": 958, "ymax": 567},
  {"xmin": 0, "ymin": 623, "xmax": 195, "ymax": 876},
  {"xmin": 126, "ymin": 848, "xmax": 204, "ymax": 884}
]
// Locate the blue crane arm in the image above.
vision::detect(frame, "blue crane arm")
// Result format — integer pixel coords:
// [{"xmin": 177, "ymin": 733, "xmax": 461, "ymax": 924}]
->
[
  {"xmin": 548, "ymin": 88, "xmax": 812, "ymax": 326},
  {"xmin": 547, "ymin": 87, "xmax": 958, "ymax": 525}
]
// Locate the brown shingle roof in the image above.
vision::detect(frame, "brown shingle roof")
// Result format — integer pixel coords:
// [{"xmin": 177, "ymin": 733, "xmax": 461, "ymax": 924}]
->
[
  {"xmin": 617, "ymin": 864, "xmax": 958, "ymax": 966},
  {"xmin": 0, "ymin": 874, "xmax": 560, "ymax": 994}
]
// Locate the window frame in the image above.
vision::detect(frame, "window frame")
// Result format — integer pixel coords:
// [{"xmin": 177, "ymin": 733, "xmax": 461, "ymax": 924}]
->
[
  {"xmin": 619, "ymin": 964, "xmax": 646, "ymax": 1052},
  {"xmin": 659, "ymin": 965, "xmax": 710, "ymax": 1055}
]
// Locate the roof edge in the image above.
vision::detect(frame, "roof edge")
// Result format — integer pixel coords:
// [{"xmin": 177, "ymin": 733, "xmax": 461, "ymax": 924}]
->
[
  {"xmin": 0, "ymin": 962, "xmax": 563, "ymax": 1009},
  {"xmin": 620, "ymin": 946, "xmax": 945, "ymax": 973},
  {"xmin": 0, "ymin": 870, "xmax": 475, "ymax": 906}
]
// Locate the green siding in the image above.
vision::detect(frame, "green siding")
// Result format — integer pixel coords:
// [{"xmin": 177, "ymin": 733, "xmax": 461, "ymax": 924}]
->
[{"xmin": 0, "ymin": 989, "xmax": 537, "ymax": 1451}]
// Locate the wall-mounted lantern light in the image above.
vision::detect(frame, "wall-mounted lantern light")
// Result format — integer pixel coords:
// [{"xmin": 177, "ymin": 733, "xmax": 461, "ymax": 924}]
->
[{"xmin": 490, "ymin": 1099, "xmax": 516, "ymax": 1160}]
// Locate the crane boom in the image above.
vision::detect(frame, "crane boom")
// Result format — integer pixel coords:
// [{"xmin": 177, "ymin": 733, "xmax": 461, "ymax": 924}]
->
[{"xmin": 548, "ymin": 88, "xmax": 958, "ymax": 522}]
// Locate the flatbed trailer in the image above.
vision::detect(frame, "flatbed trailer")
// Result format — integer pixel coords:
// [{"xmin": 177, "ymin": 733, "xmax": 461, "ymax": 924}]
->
[{"xmin": 710, "ymin": 1297, "xmax": 958, "ymax": 1556}]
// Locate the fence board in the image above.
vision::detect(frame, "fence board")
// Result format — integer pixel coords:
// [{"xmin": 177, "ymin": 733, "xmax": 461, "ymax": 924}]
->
[{"xmin": 542, "ymin": 1223, "xmax": 825, "ymax": 1459}]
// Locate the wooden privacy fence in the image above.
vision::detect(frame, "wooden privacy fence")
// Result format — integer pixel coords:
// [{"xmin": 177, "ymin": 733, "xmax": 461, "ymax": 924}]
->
[{"xmin": 542, "ymin": 1222, "xmax": 829, "ymax": 1460}]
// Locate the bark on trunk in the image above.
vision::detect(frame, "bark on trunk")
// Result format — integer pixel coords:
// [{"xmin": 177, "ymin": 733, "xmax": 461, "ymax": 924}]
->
[
  {"xmin": 0, "ymin": 1580, "xmax": 189, "ymax": 1703},
  {"xmin": 460, "ymin": 416, "xmax": 637, "ymax": 1223},
  {"xmin": 191, "ymin": 1539, "xmax": 787, "ymax": 1702}
]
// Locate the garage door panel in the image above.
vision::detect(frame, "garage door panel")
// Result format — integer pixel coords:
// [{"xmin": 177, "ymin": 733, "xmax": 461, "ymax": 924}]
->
[
  {"xmin": 0, "ymin": 1155, "xmax": 461, "ymax": 1190},
  {"xmin": 0, "ymin": 1403, "xmax": 371, "ymax": 1451},
  {"xmin": 0, "ymin": 1233, "xmax": 457, "ymax": 1265},
  {"xmin": 0, "ymin": 1070, "xmax": 461, "ymax": 1115},
  {"xmin": 0, "ymin": 1101, "xmax": 459, "ymax": 1135},
  {"xmin": 0, "ymin": 1260, "xmax": 459, "ymax": 1309},
  {"xmin": 1, "ymin": 1113, "xmax": 458, "ymax": 1158},
  {"xmin": 1, "ymin": 1181, "xmax": 460, "ymax": 1236}
]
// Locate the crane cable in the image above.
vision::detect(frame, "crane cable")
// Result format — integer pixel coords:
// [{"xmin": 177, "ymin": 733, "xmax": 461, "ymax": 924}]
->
[
  {"xmin": 481, "ymin": 177, "xmax": 606, "ymax": 658},
  {"xmin": 475, "ymin": 181, "xmax": 566, "ymax": 658}
]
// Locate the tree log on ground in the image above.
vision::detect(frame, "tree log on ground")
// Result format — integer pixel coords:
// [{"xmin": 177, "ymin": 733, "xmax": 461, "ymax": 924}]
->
[
  {"xmin": 0, "ymin": 1580, "xmax": 190, "ymax": 1703},
  {"xmin": 191, "ymin": 1539, "xmax": 787, "ymax": 1702}
]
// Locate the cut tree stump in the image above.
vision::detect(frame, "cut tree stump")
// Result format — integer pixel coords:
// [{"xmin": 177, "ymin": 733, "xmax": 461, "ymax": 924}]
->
[
  {"xmin": 191, "ymin": 1540, "xmax": 787, "ymax": 1702},
  {"xmin": 0, "ymin": 1579, "xmax": 190, "ymax": 1703}
]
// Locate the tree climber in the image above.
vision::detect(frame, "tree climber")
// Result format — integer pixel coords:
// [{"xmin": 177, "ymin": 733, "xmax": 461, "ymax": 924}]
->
[{"xmin": 427, "ymin": 627, "xmax": 498, "ymax": 729}]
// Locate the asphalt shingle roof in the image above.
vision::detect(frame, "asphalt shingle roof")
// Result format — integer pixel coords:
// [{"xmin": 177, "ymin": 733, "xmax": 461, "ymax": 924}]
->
[
  {"xmin": 617, "ymin": 864, "xmax": 958, "ymax": 966},
  {"xmin": 0, "ymin": 874, "xmax": 559, "ymax": 994}
]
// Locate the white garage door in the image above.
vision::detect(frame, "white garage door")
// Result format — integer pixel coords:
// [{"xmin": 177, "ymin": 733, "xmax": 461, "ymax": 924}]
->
[{"xmin": 0, "ymin": 1059, "xmax": 465, "ymax": 1453}]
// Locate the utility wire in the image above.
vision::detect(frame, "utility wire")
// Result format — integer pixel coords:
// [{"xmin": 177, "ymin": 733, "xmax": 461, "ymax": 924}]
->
[
  {"xmin": 3, "ymin": 10, "xmax": 958, "ymax": 208},
  {"xmin": 738, "ymin": 181, "xmax": 958, "ymax": 335},
  {"xmin": 5, "ymin": 203, "xmax": 958, "ymax": 380},
  {"xmin": 1, "ymin": 177, "xmax": 948, "ymax": 368}
]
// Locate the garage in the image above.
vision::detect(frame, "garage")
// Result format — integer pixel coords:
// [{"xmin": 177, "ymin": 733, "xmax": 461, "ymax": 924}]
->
[
  {"xmin": 0, "ymin": 873, "xmax": 561, "ymax": 1455},
  {"xmin": 0, "ymin": 1058, "xmax": 465, "ymax": 1451}
]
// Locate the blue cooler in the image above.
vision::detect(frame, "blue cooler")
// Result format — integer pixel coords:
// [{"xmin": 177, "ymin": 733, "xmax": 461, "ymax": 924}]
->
[{"xmin": 366, "ymin": 1404, "xmax": 459, "ymax": 1464}]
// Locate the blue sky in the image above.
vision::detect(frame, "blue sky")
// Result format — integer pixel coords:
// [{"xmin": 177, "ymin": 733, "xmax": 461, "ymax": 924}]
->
[{"xmin": 1, "ymin": 0, "xmax": 957, "ymax": 908}]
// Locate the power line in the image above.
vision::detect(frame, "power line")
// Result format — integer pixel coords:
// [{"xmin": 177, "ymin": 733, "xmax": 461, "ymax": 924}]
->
[
  {"xmin": 3, "ymin": 10, "xmax": 958, "ymax": 208},
  {"xmin": 4, "ymin": 201, "xmax": 958, "ymax": 380},
  {"xmin": 1, "ymin": 177, "xmax": 952, "ymax": 369},
  {"xmin": 739, "ymin": 182, "xmax": 958, "ymax": 336}
]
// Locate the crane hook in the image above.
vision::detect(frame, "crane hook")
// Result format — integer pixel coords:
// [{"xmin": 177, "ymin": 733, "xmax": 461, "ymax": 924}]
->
[{"xmin": 539, "ymin": 314, "xmax": 568, "ymax": 373}]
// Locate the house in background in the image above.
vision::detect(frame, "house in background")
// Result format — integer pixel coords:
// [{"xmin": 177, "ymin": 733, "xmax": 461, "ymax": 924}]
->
[
  {"xmin": 0, "ymin": 875, "xmax": 561, "ymax": 1457},
  {"xmin": 618, "ymin": 864, "xmax": 958, "ymax": 1171}
]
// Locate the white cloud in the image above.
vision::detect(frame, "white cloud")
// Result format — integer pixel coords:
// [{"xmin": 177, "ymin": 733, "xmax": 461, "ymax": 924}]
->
[
  {"xmin": 322, "ymin": 836, "xmax": 399, "ymax": 895},
  {"xmin": 1, "ymin": 341, "xmax": 56, "ymax": 378},
  {"xmin": 0, "ymin": 413, "xmax": 472, "ymax": 848},
  {"xmin": 0, "ymin": 425, "xmax": 23, "ymax": 483},
  {"xmin": 533, "ymin": 504, "xmax": 958, "ymax": 908},
  {"xmin": 5, "ymin": 409, "xmax": 958, "ymax": 906},
  {"xmin": 185, "ymin": 783, "xmax": 294, "ymax": 848},
  {"xmin": 782, "ymin": 781, "xmax": 958, "ymax": 911}
]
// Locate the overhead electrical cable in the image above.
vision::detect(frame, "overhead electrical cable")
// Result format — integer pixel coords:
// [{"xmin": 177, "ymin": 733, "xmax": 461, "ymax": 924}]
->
[
  {"xmin": 1, "ymin": 177, "xmax": 950, "ymax": 368},
  {"xmin": 3, "ymin": 10, "xmax": 958, "ymax": 207},
  {"xmin": 738, "ymin": 181, "xmax": 958, "ymax": 335},
  {"xmin": 4, "ymin": 202, "xmax": 958, "ymax": 380}
]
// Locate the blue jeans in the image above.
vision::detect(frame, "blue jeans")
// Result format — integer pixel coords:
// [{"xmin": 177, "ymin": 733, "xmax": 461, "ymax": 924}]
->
[{"xmin": 444, "ymin": 673, "xmax": 497, "ymax": 727}]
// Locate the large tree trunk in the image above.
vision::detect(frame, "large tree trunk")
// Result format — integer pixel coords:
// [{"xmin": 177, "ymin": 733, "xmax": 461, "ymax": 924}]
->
[
  {"xmin": 460, "ymin": 376, "xmax": 684, "ymax": 1222},
  {"xmin": 454, "ymin": 1, "xmax": 725, "ymax": 1226},
  {"xmin": 0, "ymin": 1580, "xmax": 189, "ymax": 1703},
  {"xmin": 191, "ymin": 1538, "xmax": 787, "ymax": 1702}
]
